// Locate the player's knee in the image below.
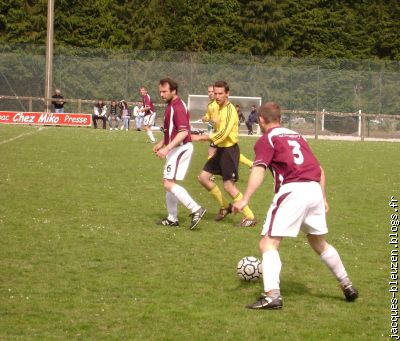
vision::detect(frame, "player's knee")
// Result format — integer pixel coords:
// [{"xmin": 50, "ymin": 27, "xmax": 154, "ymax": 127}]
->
[
  {"xmin": 259, "ymin": 236, "xmax": 281, "ymax": 253},
  {"xmin": 197, "ymin": 173, "xmax": 207, "ymax": 185},
  {"xmin": 307, "ymin": 234, "xmax": 328, "ymax": 255},
  {"xmin": 163, "ymin": 179, "xmax": 174, "ymax": 191},
  {"xmin": 223, "ymin": 181, "xmax": 235, "ymax": 194}
]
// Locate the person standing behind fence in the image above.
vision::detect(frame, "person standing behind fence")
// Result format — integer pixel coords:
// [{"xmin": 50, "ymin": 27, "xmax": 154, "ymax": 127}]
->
[
  {"xmin": 236, "ymin": 104, "xmax": 246, "ymax": 125},
  {"xmin": 139, "ymin": 87, "xmax": 156, "ymax": 143},
  {"xmin": 52, "ymin": 89, "xmax": 65, "ymax": 113},
  {"xmin": 108, "ymin": 100, "xmax": 121, "ymax": 130},
  {"xmin": 119, "ymin": 100, "xmax": 130, "ymax": 131},
  {"xmin": 133, "ymin": 105, "xmax": 144, "ymax": 131},
  {"xmin": 92, "ymin": 100, "xmax": 107, "ymax": 129},
  {"xmin": 246, "ymin": 105, "xmax": 258, "ymax": 135}
]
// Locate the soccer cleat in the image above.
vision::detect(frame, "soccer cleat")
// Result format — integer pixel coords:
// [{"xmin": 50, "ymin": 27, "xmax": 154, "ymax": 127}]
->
[
  {"xmin": 214, "ymin": 204, "xmax": 232, "ymax": 221},
  {"xmin": 189, "ymin": 207, "xmax": 207, "ymax": 230},
  {"xmin": 246, "ymin": 294, "xmax": 283, "ymax": 310},
  {"xmin": 342, "ymin": 283, "xmax": 359, "ymax": 302},
  {"xmin": 240, "ymin": 217, "xmax": 257, "ymax": 227},
  {"xmin": 157, "ymin": 218, "xmax": 179, "ymax": 227}
]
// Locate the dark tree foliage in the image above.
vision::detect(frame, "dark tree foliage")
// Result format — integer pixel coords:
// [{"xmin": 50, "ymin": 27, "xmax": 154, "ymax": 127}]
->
[{"xmin": 0, "ymin": 0, "xmax": 399, "ymax": 59}]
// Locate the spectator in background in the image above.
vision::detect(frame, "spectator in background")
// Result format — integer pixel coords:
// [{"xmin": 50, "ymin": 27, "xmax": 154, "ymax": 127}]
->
[
  {"xmin": 246, "ymin": 105, "xmax": 258, "ymax": 135},
  {"xmin": 236, "ymin": 104, "xmax": 246, "ymax": 125},
  {"xmin": 92, "ymin": 100, "xmax": 107, "ymax": 129},
  {"xmin": 120, "ymin": 100, "xmax": 130, "ymax": 131},
  {"xmin": 133, "ymin": 105, "xmax": 144, "ymax": 131},
  {"xmin": 108, "ymin": 100, "xmax": 121, "ymax": 130},
  {"xmin": 52, "ymin": 89, "xmax": 65, "ymax": 113}
]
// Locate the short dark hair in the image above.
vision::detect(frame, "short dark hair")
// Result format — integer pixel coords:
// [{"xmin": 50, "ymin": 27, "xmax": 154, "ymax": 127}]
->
[
  {"xmin": 258, "ymin": 102, "xmax": 281, "ymax": 123},
  {"xmin": 159, "ymin": 77, "xmax": 178, "ymax": 93},
  {"xmin": 213, "ymin": 80, "xmax": 229, "ymax": 92}
]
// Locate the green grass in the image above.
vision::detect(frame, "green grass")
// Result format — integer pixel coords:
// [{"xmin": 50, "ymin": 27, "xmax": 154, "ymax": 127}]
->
[{"xmin": 0, "ymin": 124, "xmax": 397, "ymax": 340}]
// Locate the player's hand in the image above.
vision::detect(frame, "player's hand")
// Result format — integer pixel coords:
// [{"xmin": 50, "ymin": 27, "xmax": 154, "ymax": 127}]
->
[
  {"xmin": 324, "ymin": 199, "xmax": 329, "ymax": 213},
  {"xmin": 232, "ymin": 199, "xmax": 248, "ymax": 214},
  {"xmin": 152, "ymin": 142, "xmax": 162, "ymax": 153},
  {"xmin": 156, "ymin": 147, "xmax": 168, "ymax": 159}
]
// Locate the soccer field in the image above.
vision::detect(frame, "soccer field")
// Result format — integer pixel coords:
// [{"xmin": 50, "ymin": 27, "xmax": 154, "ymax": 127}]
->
[{"xmin": 0, "ymin": 124, "xmax": 397, "ymax": 340}]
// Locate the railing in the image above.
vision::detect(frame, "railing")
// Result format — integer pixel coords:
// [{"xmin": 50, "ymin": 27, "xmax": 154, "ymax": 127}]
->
[{"xmin": 1, "ymin": 95, "xmax": 400, "ymax": 141}]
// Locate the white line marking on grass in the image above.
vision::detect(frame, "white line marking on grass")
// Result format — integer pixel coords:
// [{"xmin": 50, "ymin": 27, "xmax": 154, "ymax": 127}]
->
[{"xmin": 0, "ymin": 126, "xmax": 44, "ymax": 145}]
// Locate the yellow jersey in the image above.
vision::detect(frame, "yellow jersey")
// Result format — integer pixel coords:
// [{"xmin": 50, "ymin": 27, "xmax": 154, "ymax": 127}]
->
[
  {"xmin": 210, "ymin": 101, "xmax": 238, "ymax": 147},
  {"xmin": 203, "ymin": 100, "xmax": 219, "ymax": 126}
]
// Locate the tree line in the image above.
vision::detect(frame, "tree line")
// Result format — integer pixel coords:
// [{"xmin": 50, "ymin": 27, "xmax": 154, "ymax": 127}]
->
[{"xmin": 1, "ymin": 0, "xmax": 400, "ymax": 60}]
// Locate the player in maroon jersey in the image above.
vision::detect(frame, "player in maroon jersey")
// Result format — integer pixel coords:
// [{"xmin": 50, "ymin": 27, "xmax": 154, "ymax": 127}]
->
[
  {"xmin": 233, "ymin": 102, "xmax": 358, "ymax": 309},
  {"xmin": 153, "ymin": 77, "xmax": 206, "ymax": 230},
  {"xmin": 139, "ymin": 86, "xmax": 157, "ymax": 143}
]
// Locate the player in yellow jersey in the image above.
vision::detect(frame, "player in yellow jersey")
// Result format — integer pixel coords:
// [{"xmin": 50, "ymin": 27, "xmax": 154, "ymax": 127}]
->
[
  {"xmin": 192, "ymin": 81, "xmax": 256, "ymax": 227},
  {"xmin": 202, "ymin": 85, "xmax": 253, "ymax": 168}
]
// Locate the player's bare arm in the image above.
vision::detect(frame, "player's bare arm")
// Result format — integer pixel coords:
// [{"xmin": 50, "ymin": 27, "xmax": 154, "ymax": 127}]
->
[
  {"xmin": 320, "ymin": 166, "xmax": 329, "ymax": 213},
  {"xmin": 191, "ymin": 133, "xmax": 210, "ymax": 142},
  {"xmin": 232, "ymin": 166, "xmax": 266, "ymax": 213},
  {"xmin": 156, "ymin": 130, "xmax": 188, "ymax": 159}
]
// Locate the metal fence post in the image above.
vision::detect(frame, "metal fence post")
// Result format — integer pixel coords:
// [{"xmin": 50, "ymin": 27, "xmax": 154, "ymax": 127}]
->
[
  {"xmin": 28, "ymin": 97, "xmax": 32, "ymax": 112},
  {"xmin": 361, "ymin": 112, "xmax": 366, "ymax": 141}
]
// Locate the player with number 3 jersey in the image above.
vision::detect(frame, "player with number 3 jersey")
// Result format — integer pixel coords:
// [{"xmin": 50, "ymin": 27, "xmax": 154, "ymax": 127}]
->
[{"xmin": 233, "ymin": 102, "xmax": 358, "ymax": 310}]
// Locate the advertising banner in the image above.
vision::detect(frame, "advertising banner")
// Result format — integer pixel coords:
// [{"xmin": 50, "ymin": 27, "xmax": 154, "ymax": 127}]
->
[{"xmin": 0, "ymin": 112, "xmax": 92, "ymax": 126}]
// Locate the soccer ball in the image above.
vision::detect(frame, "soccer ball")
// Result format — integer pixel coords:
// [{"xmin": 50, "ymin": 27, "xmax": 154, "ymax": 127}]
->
[{"xmin": 237, "ymin": 256, "xmax": 262, "ymax": 281}]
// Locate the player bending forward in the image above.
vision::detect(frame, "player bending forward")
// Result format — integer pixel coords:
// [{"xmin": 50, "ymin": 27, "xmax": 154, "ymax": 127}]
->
[
  {"xmin": 233, "ymin": 102, "xmax": 358, "ymax": 309},
  {"xmin": 153, "ymin": 77, "xmax": 206, "ymax": 230}
]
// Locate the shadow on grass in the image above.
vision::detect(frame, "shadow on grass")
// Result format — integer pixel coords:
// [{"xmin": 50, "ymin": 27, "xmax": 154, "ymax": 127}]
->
[
  {"xmin": 232, "ymin": 279, "xmax": 344, "ymax": 303},
  {"xmin": 283, "ymin": 280, "xmax": 344, "ymax": 302}
]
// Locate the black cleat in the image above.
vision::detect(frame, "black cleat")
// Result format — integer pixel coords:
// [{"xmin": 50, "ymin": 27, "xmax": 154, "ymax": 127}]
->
[
  {"xmin": 246, "ymin": 294, "xmax": 283, "ymax": 310},
  {"xmin": 189, "ymin": 207, "xmax": 207, "ymax": 230},
  {"xmin": 342, "ymin": 284, "xmax": 358, "ymax": 302},
  {"xmin": 157, "ymin": 218, "xmax": 179, "ymax": 227},
  {"xmin": 214, "ymin": 204, "xmax": 232, "ymax": 221}
]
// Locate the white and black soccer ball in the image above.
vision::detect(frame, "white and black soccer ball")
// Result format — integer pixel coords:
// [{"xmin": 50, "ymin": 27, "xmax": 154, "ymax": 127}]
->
[{"xmin": 237, "ymin": 256, "xmax": 262, "ymax": 281}]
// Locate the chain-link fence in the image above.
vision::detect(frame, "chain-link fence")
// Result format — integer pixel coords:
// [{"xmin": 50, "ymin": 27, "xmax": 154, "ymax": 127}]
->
[{"xmin": 1, "ymin": 44, "xmax": 399, "ymax": 139}]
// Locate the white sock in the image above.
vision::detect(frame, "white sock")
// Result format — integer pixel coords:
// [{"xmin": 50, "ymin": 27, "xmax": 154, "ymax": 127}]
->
[
  {"xmin": 146, "ymin": 130, "xmax": 155, "ymax": 142},
  {"xmin": 166, "ymin": 191, "xmax": 178, "ymax": 222},
  {"xmin": 170, "ymin": 184, "xmax": 200, "ymax": 213},
  {"xmin": 320, "ymin": 245, "xmax": 349, "ymax": 285},
  {"xmin": 262, "ymin": 250, "xmax": 282, "ymax": 293}
]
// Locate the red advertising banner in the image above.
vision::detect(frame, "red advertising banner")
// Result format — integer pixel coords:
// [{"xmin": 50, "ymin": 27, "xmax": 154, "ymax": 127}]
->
[{"xmin": 0, "ymin": 112, "xmax": 92, "ymax": 126}]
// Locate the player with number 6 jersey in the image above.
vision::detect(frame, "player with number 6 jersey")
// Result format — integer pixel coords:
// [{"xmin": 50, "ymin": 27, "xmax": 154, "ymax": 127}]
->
[
  {"xmin": 153, "ymin": 78, "xmax": 206, "ymax": 230},
  {"xmin": 233, "ymin": 101, "xmax": 358, "ymax": 310}
]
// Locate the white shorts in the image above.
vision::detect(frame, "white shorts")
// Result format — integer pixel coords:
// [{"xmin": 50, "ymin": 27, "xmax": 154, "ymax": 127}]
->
[
  {"xmin": 143, "ymin": 112, "xmax": 156, "ymax": 126},
  {"xmin": 261, "ymin": 181, "xmax": 328, "ymax": 237},
  {"xmin": 163, "ymin": 143, "xmax": 193, "ymax": 181}
]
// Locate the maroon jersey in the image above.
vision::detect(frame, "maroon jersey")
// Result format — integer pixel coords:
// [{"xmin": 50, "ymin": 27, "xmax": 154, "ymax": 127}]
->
[
  {"xmin": 163, "ymin": 97, "xmax": 192, "ymax": 145},
  {"xmin": 254, "ymin": 127, "xmax": 321, "ymax": 193},
  {"xmin": 142, "ymin": 94, "xmax": 155, "ymax": 116}
]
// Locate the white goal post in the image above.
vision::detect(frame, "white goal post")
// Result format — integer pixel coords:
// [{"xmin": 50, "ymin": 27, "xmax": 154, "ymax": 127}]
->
[{"xmin": 188, "ymin": 94, "xmax": 262, "ymax": 123}]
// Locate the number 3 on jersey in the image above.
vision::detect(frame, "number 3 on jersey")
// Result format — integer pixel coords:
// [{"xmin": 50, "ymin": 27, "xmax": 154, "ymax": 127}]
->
[{"xmin": 288, "ymin": 140, "xmax": 304, "ymax": 165}]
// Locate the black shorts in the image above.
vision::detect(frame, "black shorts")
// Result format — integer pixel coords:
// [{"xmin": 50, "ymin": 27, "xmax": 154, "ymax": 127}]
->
[{"xmin": 203, "ymin": 144, "xmax": 240, "ymax": 182}]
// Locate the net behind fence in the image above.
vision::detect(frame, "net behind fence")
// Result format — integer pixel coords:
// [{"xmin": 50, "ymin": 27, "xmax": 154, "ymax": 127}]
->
[{"xmin": 1, "ymin": 44, "xmax": 399, "ymax": 140}]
